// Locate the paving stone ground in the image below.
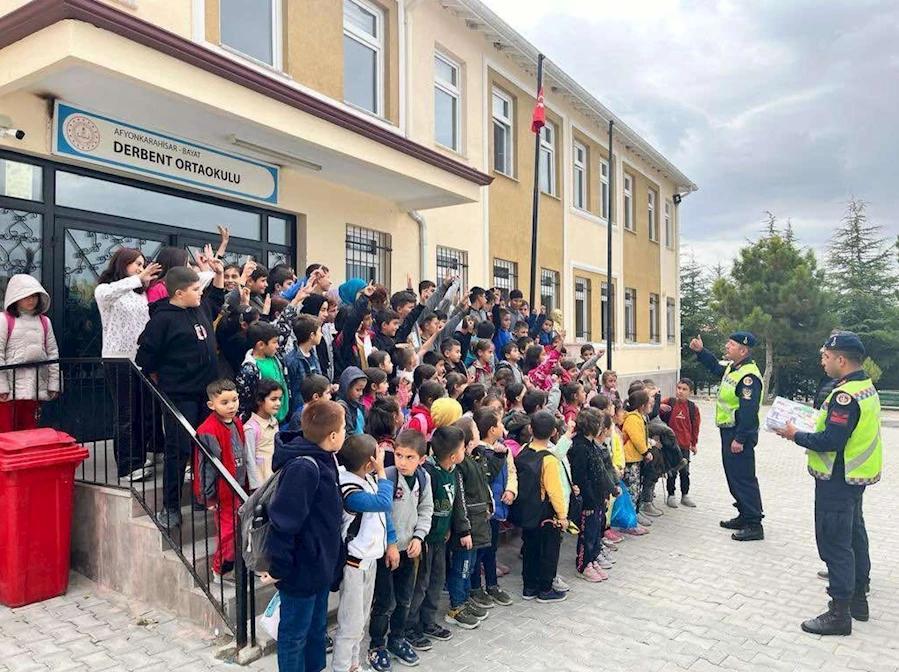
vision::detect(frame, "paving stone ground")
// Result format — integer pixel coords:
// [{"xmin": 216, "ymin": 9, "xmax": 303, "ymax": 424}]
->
[{"xmin": 2, "ymin": 401, "xmax": 897, "ymax": 672}]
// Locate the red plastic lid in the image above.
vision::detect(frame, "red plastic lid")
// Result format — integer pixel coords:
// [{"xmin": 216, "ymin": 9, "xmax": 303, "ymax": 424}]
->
[{"xmin": 0, "ymin": 428, "xmax": 77, "ymax": 454}]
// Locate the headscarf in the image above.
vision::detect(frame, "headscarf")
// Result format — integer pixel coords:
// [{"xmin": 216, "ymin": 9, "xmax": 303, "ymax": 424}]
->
[
  {"xmin": 430, "ymin": 397, "xmax": 463, "ymax": 428},
  {"xmin": 338, "ymin": 278, "xmax": 367, "ymax": 306}
]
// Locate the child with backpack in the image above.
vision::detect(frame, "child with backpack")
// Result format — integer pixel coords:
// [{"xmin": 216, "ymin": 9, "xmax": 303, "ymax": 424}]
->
[
  {"xmin": 405, "ymin": 379, "xmax": 444, "ymax": 438},
  {"xmin": 236, "ymin": 321, "xmax": 290, "ymax": 424},
  {"xmin": 195, "ymin": 379, "xmax": 246, "ymax": 582},
  {"xmin": 337, "ymin": 366, "xmax": 368, "ymax": 437},
  {"xmin": 0, "ymin": 274, "xmax": 59, "ymax": 432},
  {"xmin": 333, "ymin": 435, "xmax": 396, "ymax": 672},
  {"xmin": 621, "ymin": 389, "xmax": 655, "ymax": 532},
  {"xmin": 405, "ymin": 426, "xmax": 467, "ymax": 650},
  {"xmin": 244, "ymin": 379, "xmax": 282, "ymax": 489},
  {"xmin": 261, "ymin": 400, "xmax": 345, "ymax": 672},
  {"xmin": 513, "ymin": 410, "xmax": 569, "ymax": 603},
  {"xmin": 368, "ymin": 430, "xmax": 434, "ymax": 671},
  {"xmin": 366, "ymin": 395, "xmax": 403, "ymax": 468},
  {"xmin": 661, "ymin": 378, "xmax": 701, "ymax": 509}
]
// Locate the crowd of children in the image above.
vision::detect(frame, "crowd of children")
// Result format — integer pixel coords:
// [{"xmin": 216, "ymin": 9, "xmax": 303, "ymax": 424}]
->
[{"xmin": 0, "ymin": 236, "xmax": 703, "ymax": 672}]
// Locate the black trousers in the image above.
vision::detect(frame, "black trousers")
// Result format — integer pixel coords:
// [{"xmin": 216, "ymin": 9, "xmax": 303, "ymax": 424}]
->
[
  {"xmin": 720, "ymin": 428, "xmax": 763, "ymax": 524},
  {"xmin": 521, "ymin": 525, "xmax": 561, "ymax": 593},
  {"xmin": 667, "ymin": 448, "xmax": 692, "ymax": 496},
  {"xmin": 816, "ymin": 485, "xmax": 869, "ymax": 600},
  {"xmin": 105, "ymin": 363, "xmax": 158, "ymax": 478},
  {"xmin": 407, "ymin": 538, "xmax": 446, "ymax": 634},
  {"xmin": 369, "ymin": 551, "xmax": 417, "ymax": 648},
  {"xmin": 162, "ymin": 395, "xmax": 206, "ymax": 512}
]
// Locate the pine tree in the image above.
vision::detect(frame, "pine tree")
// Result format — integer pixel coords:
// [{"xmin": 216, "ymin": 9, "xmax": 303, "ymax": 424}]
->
[{"xmin": 679, "ymin": 253, "xmax": 721, "ymax": 392}]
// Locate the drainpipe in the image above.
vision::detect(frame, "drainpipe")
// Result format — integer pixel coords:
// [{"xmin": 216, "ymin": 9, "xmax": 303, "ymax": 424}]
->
[{"xmin": 408, "ymin": 210, "xmax": 428, "ymax": 280}]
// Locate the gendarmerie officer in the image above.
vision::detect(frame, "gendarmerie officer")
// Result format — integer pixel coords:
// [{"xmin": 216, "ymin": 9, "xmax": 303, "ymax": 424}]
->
[
  {"xmin": 776, "ymin": 332, "xmax": 881, "ymax": 636},
  {"xmin": 689, "ymin": 331, "xmax": 764, "ymax": 541}
]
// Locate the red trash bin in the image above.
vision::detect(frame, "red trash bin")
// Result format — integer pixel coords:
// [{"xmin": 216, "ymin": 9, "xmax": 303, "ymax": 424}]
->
[{"xmin": 0, "ymin": 428, "xmax": 89, "ymax": 607}]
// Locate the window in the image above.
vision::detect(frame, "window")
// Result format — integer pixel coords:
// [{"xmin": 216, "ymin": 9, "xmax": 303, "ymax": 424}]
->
[
  {"xmin": 436, "ymin": 246, "xmax": 468, "ymax": 289},
  {"xmin": 493, "ymin": 258, "xmax": 517, "ymax": 301},
  {"xmin": 434, "ymin": 53, "xmax": 461, "ymax": 151},
  {"xmin": 649, "ymin": 293, "xmax": 660, "ymax": 342},
  {"xmin": 1, "ymin": 158, "xmax": 42, "ymax": 201},
  {"xmin": 574, "ymin": 276, "xmax": 591, "ymax": 341},
  {"xmin": 345, "ymin": 224, "xmax": 391, "ymax": 284},
  {"xmin": 0, "ymin": 209, "xmax": 42, "ymax": 306},
  {"xmin": 624, "ymin": 288, "xmax": 636, "ymax": 342},
  {"xmin": 539, "ymin": 122, "xmax": 556, "ymax": 195},
  {"xmin": 573, "ymin": 142, "xmax": 587, "ymax": 210},
  {"xmin": 623, "ymin": 173, "xmax": 634, "ymax": 231},
  {"xmin": 600, "ymin": 159, "xmax": 610, "ymax": 220},
  {"xmin": 492, "ymin": 89, "xmax": 514, "ymax": 176},
  {"xmin": 220, "ymin": 0, "xmax": 281, "ymax": 67},
  {"xmin": 540, "ymin": 268, "xmax": 560, "ymax": 314},
  {"xmin": 648, "ymin": 190, "xmax": 657, "ymax": 241},
  {"xmin": 601, "ymin": 281, "xmax": 615, "ymax": 341},
  {"xmin": 667, "ymin": 297, "xmax": 676, "ymax": 342},
  {"xmin": 665, "ymin": 201, "xmax": 673, "ymax": 248},
  {"xmin": 343, "ymin": 0, "xmax": 384, "ymax": 116}
]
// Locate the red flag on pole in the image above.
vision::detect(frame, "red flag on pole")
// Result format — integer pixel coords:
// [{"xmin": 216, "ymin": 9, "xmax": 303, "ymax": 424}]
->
[{"xmin": 531, "ymin": 86, "xmax": 546, "ymax": 133}]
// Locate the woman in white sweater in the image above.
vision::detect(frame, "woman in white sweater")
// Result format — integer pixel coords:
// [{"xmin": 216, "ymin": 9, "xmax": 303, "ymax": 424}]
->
[{"xmin": 95, "ymin": 248, "xmax": 161, "ymax": 482}]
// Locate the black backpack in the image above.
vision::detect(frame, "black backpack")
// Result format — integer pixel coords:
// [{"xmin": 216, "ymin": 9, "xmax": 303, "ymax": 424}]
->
[{"xmin": 509, "ymin": 446, "xmax": 553, "ymax": 530}]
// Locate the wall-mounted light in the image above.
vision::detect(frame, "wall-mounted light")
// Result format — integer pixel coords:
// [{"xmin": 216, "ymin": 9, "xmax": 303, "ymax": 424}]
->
[{"xmin": 227, "ymin": 135, "xmax": 322, "ymax": 172}]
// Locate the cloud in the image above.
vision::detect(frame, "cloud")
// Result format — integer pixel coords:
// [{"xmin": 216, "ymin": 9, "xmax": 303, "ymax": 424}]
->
[{"xmin": 484, "ymin": 0, "xmax": 899, "ymax": 269}]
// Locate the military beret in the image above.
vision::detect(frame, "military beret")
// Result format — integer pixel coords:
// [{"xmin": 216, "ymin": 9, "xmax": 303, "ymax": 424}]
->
[
  {"xmin": 729, "ymin": 331, "xmax": 757, "ymax": 348},
  {"xmin": 823, "ymin": 331, "xmax": 866, "ymax": 356}
]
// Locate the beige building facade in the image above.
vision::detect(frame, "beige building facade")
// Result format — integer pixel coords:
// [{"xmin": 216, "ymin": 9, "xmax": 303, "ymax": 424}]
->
[{"xmin": 0, "ymin": 0, "xmax": 695, "ymax": 384}]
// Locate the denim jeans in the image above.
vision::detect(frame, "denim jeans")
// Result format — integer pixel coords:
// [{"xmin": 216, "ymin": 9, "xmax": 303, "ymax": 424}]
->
[
  {"xmin": 472, "ymin": 518, "xmax": 500, "ymax": 590},
  {"xmin": 446, "ymin": 549, "xmax": 476, "ymax": 608},
  {"xmin": 277, "ymin": 589, "xmax": 330, "ymax": 672},
  {"xmin": 369, "ymin": 552, "xmax": 417, "ymax": 649}
]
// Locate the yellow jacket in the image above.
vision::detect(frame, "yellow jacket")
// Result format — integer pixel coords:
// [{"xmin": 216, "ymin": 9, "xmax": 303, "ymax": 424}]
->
[
  {"xmin": 531, "ymin": 443, "xmax": 568, "ymax": 519},
  {"xmin": 610, "ymin": 426, "xmax": 626, "ymax": 471},
  {"xmin": 622, "ymin": 411, "xmax": 649, "ymax": 464}
]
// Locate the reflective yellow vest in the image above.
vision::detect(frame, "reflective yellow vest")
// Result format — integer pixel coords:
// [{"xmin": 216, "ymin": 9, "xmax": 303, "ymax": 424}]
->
[
  {"xmin": 809, "ymin": 378, "xmax": 882, "ymax": 485},
  {"xmin": 715, "ymin": 361, "xmax": 763, "ymax": 428}
]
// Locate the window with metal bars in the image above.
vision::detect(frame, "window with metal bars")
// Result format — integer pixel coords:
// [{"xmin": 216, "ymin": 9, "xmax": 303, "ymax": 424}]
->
[
  {"xmin": 436, "ymin": 245, "xmax": 468, "ymax": 288},
  {"xmin": 574, "ymin": 276, "xmax": 591, "ymax": 341},
  {"xmin": 649, "ymin": 293, "xmax": 660, "ymax": 342},
  {"xmin": 540, "ymin": 268, "xmax": 560, "ymax": 314},
  {"xmin": 345, "ymin": 224, "xmax": 392, "ymax": 284},
  {"xmin": 493, "ymin": 258, "xmax": 517, "ymax": 302},
  {"xmin": 667, "ymin": 297, "xmax": 676, "ymax": 342},
  {"xmin": 625, "ymin": 287, "xmax": 636, "ymax": 342},
  {"xmin": 601, "ymin": 281, "xmax": 616, "ymax": 342}
]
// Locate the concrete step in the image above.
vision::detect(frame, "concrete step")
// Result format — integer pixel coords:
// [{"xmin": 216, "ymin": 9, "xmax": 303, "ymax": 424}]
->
[{"xmin": 130, "ymin": 503, "xmax": 220, "ymax": 551}]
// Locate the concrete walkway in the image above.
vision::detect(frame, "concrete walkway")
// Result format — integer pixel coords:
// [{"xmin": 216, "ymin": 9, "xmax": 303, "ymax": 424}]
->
[{"xmin": 2, "ymin": 402, "xmax": 897, "ymax": 672}]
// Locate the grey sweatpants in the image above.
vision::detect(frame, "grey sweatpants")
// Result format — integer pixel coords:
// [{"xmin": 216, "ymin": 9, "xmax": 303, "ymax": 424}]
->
[{"xmin": 332, "ymin": 563, "xmax": 377, "ymax": 672}]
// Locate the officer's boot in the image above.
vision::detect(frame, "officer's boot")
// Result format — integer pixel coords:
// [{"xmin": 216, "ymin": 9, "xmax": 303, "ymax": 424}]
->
[
  {"xmin": 801, "ymin": 599, "xmax": 852, "ymax": 636},
  {"xmin": 850, "ymin": 590, "xmax": 869, "ymax": 622},
  {"xmin": 719, "ymin": 516, "xmax": 744, "ymax": 530}
]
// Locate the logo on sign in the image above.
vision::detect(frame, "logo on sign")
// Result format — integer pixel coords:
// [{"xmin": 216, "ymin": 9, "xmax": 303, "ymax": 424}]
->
[{"xmin": 64, "ymin": 115, "xmax": 101, "ymax": 152}]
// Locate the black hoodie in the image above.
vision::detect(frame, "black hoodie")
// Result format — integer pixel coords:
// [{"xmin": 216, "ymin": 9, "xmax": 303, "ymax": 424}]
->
[
  {"xmin": 135, "ymin": 287, "xmax": 224, "ymax": 398},
  {"xmin": 267, "ymin": 431, "xmax": 343, "ymax": 597}
]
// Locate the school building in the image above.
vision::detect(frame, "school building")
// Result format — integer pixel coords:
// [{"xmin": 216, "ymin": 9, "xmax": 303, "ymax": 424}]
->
[{"xmin": 0, "ymin": 0, "xmax": 697, "ymax": 388}]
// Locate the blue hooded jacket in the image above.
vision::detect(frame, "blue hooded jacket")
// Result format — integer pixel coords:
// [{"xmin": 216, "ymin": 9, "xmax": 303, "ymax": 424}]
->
[
  {"xmin": 337, "ymin": 366, "xmax": 367, "ymax": 436},
  {"xmin": 266, "ymin": 431, "xmax": 343, "ymax": 597}
]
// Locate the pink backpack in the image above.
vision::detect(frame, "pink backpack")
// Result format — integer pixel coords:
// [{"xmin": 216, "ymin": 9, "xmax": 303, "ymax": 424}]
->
[
  {"xmin": 4, "ymin": 312, "xmax": 50, "ymax": 352},
  {"xmin": 402, "ymin": 412, "xmax": 432, "ymax": 441}
]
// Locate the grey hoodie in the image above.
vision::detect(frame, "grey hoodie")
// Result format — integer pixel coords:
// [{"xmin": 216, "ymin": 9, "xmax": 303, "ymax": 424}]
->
[{"xmin": 389, "ymin": 466, "xmax": 434, "ymax": 549}]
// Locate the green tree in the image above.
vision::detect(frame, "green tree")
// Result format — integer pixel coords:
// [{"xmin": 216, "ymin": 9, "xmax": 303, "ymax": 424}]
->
[
  {"xmin": 711, "ymin": 217, "xmax": 833, "ymax": 400},
  {"xmin": 827, "ymin": 197, "xmax": 899, "ymax": 386},
  {"xmin": 679, "ymin": 252, "xmax": 722, "ymax": 393}
]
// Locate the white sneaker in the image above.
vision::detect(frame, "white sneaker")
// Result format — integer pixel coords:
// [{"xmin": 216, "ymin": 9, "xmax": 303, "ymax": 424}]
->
[
  {"xmin": 637, "ymin": 512, "xmax": 653, "ymax": 527},
  {"xmin": 552, "ymin": 575, "xmax": 570, "ymax": 593},
  {"xmin": 601, "ymin": 549, "xmax": 617, "ymax": 565},
  {"xmin": 120, "ymin": 467, "xmax": 152, "ymax": 483},
  {"xmin": 681, "ymin": 495, "xmax": 697, "ymax": 508},
  {"xmin": 666, "ymin": 495, "xmax": 679, "ymax": 508}
]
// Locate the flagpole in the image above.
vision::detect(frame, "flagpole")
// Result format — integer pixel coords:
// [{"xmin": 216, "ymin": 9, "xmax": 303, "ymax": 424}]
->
[
  {"xmin": 606, "ymin": 119, "xmax": 614, "ymax": 371},
  {"xmin": 528, "ymin": 54, "xmax": 545, "ymax": 310}
]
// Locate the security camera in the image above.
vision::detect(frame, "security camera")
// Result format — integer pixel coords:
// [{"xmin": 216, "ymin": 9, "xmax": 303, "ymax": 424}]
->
[{"xmin": 0, "ymin": 115, "xmax": 25, "ymax": 140}]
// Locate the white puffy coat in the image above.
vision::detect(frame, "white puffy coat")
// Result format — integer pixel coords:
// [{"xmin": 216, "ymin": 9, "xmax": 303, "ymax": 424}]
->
[{"xmin": 0, "ymin": 274, "xmax": 60, "ymax": 401}]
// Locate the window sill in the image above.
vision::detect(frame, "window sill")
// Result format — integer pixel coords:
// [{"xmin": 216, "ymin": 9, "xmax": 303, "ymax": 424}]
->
[
  {"xmin": 218, "ymin": 42, "xmax": 284, "ymax": 74},
  {"xmin": 619, "ymin": 342, "xmax": 664, "ymax": 350},
  {"xmin": 624, "ymin": 227, "xmax": 637, "ymax": 235},
  {"xmin": 540, "ymin": 191, "xmax": 562, "ymax": 203},
  {"xmin": 649, "ymin": 238, "xmax": 660, "ymax": 245},
  {"xmin": 570, "ymin": 207, "xmax": 617, "ymax": 228},
  {"xmin": 435, "ymin": 143, "xmax": 468, "ymax": 161},
  {"xmin": 493, "ymin": 170, "xmax": 519, "ymax": 183}
]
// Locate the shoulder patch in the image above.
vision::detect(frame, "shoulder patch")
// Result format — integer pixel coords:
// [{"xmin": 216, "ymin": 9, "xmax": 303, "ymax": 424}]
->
[
  {"xmin": 741, "ymin": 387, "xmax": 753, "ymax": 399},
  {"xmin": 742, "ymin": 376, "xmax": 754, "ymax": 386},
  {"xmin": 835, "ymin": 392, "xmax": 852, "ymax": 406}
]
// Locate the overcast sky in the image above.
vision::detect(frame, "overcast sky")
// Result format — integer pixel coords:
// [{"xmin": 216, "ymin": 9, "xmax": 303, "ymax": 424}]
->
[{"xmin": 486, "ymin": 0, "xmax": 899, "ymax": 270}]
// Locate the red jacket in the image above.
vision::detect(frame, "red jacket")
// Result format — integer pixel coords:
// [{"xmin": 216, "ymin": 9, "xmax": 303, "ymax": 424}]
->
[
  {"xmin": 660, "ymin": 397, "xmax": 700, "ymax": 449},
  {"xmin": 194, "ymin": 413, "xmax": 247, "ymax": 503}
]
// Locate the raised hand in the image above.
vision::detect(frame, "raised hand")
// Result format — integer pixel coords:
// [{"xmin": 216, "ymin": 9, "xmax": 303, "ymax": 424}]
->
[
  {"xmin": 139, "ymin": 262, "xmax": 162, "ymax": 286},
  {"xmin": 689, "ymin": 334, "xmax": 703, "ymax": 352}
]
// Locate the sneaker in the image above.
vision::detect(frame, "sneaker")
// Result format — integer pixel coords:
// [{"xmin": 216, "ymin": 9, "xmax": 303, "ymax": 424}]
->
[
  {"xmin": 624, "ymin": 525, "xmax": 649, "ymax": 536},
  {"xmin": 497, "ymin": 562, "xmax": 511, "ymax": 576},
  {"xmin": 156, "ymin": 508, "xmax": 182, "ymax": 529},
  {"xmin": 422, "ymin": 623, "xmax": 453, "ymax": 641},
  {"xmin": 386, "ymin": 638, "xmax": 420, "ymax": 667},
  {"xmin": 578, "ymin": 566, "xmax": 603, "ymax": 583},
  {"xmin": 468, "ymin": 588, "xmax": 495, "ymax": 609},
  {"xmin": 463, "ymin": 601, "xmax": 489, "ymax": 621},
  {"xmin": 552, "ymin": 575, "xmax": 570, "ymax": 592},
  {"xmin": 595, "ymin": 555, "xmax": 613, "ymax": 570},
  {"xmin": 120, "ymin": 467, "xmax": 152, "ymax": 483},
  {"xmin": 522, "ymin": 587, "xmax": 539, "ymax": 600},
  {"xmin": 636, "ymin": 512, "xmax": 653, "ymax": 527},
  {"xmin": 602, "ymin": 538, "xmax": 619, "ymax": 551},
  {"xmin": 602, "ymin": 549, "xmax": 617, "ymax": 564},
  {"xmin": 327, "ymin": 635, "xmax": 334, "ymax": 654},
  {"xmin": 368, "ymin": 647, "xmax": 392, "ymax": 672},
  {"xmin": 589, "ymin": 564, "xmax": 609, "ymax": 581},
  {"xmin": 666, "ymin": 495, "xmax": 679, "ymax": 508},
  {"xmin": 642, "ymin": 502, "xmax": 663, "ymax": 517},
  {"xmin": 604, "ymin": 528, "xmax": 623, "ymax": 543},
  {"xmin": 404, "ymin": 632, "xmax": 433, "ymax": 652},
  {"xmin": 680, "ymin": 495, "xmax": 697, "ymax": 508},
  {"xmin": 537, "ymin": 589, "xmax": 568, "ymax": 603},
  {"xmin": 486, "ymin": 585, "xmax": 513, "ymax": 606},
  {"xmin": 444, "ymin": 606, "xmax": 479, "ymax": 629}
]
